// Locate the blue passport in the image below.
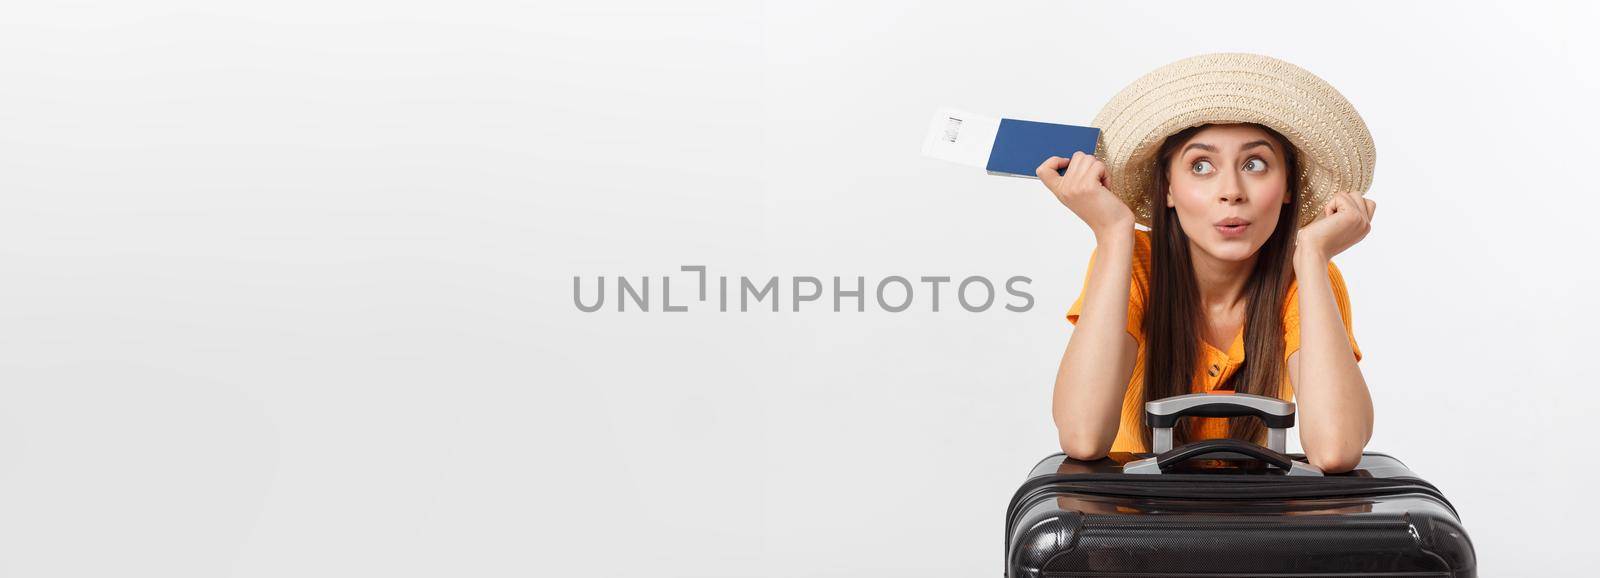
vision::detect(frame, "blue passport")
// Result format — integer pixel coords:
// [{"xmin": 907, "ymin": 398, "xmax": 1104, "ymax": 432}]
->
[{"xmin": 985, "ymin": 118, "xmax": 1101, "ymax": 178}]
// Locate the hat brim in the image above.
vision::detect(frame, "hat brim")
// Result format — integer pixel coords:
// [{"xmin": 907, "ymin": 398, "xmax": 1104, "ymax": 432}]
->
[{"xmin": 1092, "ymin": 53, "xmax": 1376, "ymax": 230}]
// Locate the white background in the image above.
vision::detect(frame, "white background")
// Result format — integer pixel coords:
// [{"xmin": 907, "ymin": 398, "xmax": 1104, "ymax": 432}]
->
[{"xmin": 1, "ymin": 1, "xmax": 1595, "ymax": 576}]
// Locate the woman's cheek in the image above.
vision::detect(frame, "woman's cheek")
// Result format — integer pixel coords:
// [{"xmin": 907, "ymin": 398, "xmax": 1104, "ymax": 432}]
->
[
  {"xmin": 1248, "ymin": 182, "xmax": 1286, "ymax": 202},
  {"xmin": 1171, "ymin": 184, "xmax": 1207, "ymax": 207}
]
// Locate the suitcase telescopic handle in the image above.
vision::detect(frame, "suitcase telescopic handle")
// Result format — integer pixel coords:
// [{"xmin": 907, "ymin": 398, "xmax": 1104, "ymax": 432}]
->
[
  {"xmin": 1123, "ymin": 438, "xmax": 1324, "ymax": 476},
  {"xmin": 1142, "ymin": 392, "xmax": 1296, "ymax": 454}
]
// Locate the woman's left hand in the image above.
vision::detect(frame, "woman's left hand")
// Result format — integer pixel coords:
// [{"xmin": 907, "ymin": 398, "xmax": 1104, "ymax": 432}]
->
[{"xmin": 1297, "ymin": 190, "xmax": 1376, "ymax": 261}]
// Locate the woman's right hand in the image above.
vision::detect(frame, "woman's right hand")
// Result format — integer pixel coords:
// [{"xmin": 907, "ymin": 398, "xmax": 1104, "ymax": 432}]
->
[{"xmin": 1036, "ymin": 152, "xmax": 1134, "ymax": 237}]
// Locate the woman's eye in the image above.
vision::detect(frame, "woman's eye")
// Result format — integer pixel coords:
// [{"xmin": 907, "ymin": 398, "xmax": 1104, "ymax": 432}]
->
[
  {"xmin": 1243, "ymin": 158, "xmax": 1267, "ymax": 172},
  {"xmin": 1191, "ymin": 160, "xmax": 1214, "ymax": 175}
]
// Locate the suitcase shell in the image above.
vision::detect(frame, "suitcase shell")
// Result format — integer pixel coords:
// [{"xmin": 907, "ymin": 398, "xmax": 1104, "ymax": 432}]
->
[{"xmin": 1005, "ymin": 451, "xmax": 1475, "ymax": 577}]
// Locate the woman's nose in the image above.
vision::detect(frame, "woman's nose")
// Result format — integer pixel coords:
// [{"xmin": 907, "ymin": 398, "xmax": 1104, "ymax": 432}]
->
[{"xmin": 1218, "ymin": 173, "xmax": 1246, "ymax": 203}]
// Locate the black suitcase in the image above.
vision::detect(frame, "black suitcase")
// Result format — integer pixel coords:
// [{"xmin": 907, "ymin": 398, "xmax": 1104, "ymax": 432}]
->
[{"xmin": 1006, "ymin": 393, "xmax": 1475, "ymax": 577}]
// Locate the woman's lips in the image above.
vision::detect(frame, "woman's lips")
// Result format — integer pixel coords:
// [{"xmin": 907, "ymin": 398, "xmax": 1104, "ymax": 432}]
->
[{"xmin": 1216, "ymin": 223, "xmax": 1249, "ymax": 238}]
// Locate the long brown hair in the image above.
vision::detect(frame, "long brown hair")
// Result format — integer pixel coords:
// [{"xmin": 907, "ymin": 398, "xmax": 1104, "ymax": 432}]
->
[{"xmin": 1140, "ymin": 123, "xmax": 1301, "ymax": 451}]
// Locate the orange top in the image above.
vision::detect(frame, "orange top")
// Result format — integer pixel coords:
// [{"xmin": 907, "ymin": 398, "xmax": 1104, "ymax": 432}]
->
[{"xmin": 1065, "ymin": 228, "xmax": 1361, "ymax": 453}]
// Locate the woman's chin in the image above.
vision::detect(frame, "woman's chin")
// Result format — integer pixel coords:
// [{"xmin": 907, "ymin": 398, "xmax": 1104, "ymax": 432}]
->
[{"xmin": 1198, "ymin": 239, "xmax": 1259, "ymax": 263}]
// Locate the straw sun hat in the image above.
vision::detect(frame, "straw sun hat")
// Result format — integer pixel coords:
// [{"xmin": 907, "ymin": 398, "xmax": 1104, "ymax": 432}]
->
[{"xmin": 1090, "ymin": 52, "xmax": 1376, "ymax": 229}]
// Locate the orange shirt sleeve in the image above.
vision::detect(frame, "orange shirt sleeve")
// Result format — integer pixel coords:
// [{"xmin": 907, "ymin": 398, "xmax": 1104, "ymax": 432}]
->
[
  {"xmin": 1284, "ymin": 260, "xmax": 1362, "ymax": 363},
  {"xmin": 1065, "ymin": 231, "xmax": 1148, "ymax": 347}
]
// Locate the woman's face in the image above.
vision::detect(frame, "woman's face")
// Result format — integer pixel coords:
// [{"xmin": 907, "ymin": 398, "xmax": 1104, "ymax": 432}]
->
[{"xmin": 1164, "ymin": 124, "xmax": 1292, "ymax": 262}]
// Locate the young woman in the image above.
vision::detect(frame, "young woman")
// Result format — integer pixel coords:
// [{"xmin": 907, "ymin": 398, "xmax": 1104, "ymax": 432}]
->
[{"xmin": 1038, "ymin": 54, "xmax": 1380, "ymax": 473}]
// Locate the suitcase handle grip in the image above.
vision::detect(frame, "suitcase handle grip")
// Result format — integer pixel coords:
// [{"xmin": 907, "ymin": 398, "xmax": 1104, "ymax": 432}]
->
[
  {"xmin": 1124, "ymin": 439, "xmax": 1325, "ymax": 476},
  {"xmin": 1144, "ymin": 392, "xmax": 1295, "ymax": 453}
]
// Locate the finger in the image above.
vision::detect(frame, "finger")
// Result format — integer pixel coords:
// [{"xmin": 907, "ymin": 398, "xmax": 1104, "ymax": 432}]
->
[
  {"xmin": 1075, "ymin": 154, "xmax": 1100, "ymax": 188},
  {"xmin": 1347, "ymin": 191, "xmax": 1370, "ymax": 223},
  {"xmin": 1088, "ymin": 158, "xmax": 1110, "ymax": 189},
  {"xmin": 1063, "ymin": 151, "xmax": 1087, "ymax": 181},
  {"xmin": 1335, "ymin": 191, "xmax": 1360, "ymax": 222},
  {"xmin": 1365, "ymin": 198, "xmax": 1377, "ymax": 221},
  {"xmin": 1036, "ymin": 156, "xmax": 1069, "ymax": 180},
  {"xmin": 1042, "ymin": 157, "xmax": 1075, "ymax": 185}
]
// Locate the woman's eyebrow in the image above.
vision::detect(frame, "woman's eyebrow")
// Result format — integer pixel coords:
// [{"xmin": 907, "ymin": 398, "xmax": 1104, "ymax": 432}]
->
[
  {"xmin": 1240, "ymin": 139, "xmax": 1275, "ymax": 152},
  {"xmin": 1182, "ymin": 140, "xmax": 1276, "ymax": 155}
]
